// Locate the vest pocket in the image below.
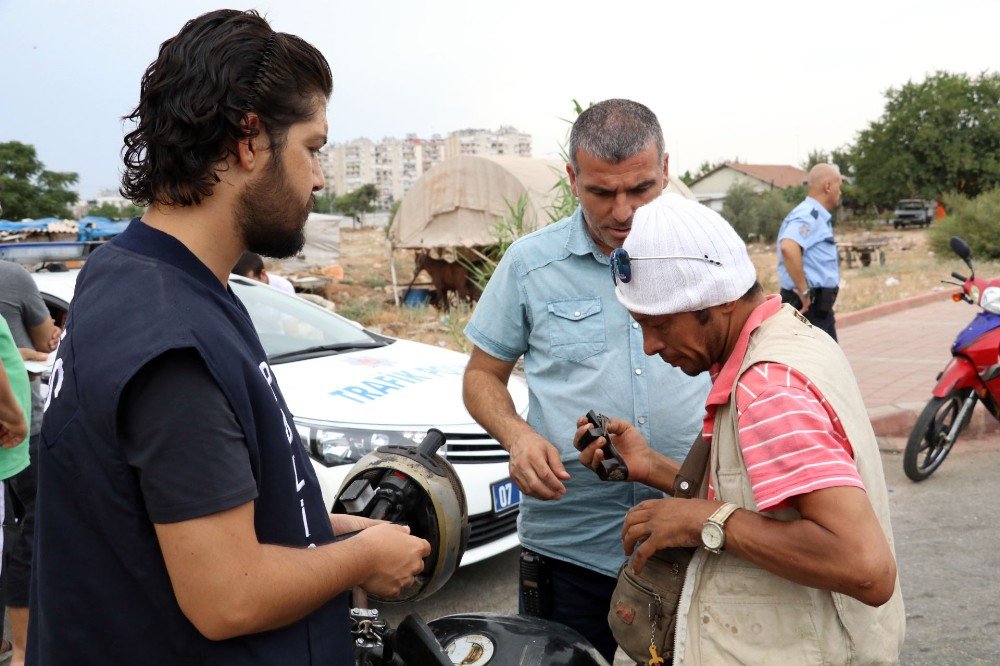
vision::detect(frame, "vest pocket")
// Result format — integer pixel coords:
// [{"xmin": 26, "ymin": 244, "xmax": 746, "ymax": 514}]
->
[
  {"xmin": 715, "ymin": 470, "xmax": 757, "ymax": 509},
  {"xmin": 694, "ymin": 556, "xmax": 847, "ymax": 664},
  {"xmin": 546, "ymin": 297, "xmax": 606, "ymax": 362},
  {"xmin": 696, "ymin": 599, "xmax": 826, "ymax": 665}
]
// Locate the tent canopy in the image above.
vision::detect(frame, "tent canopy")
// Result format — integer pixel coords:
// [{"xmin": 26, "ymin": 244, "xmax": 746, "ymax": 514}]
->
[
  {"xmin": 276, "ymin": 212, "xmax": 345, "ymax": 271},
  {"xmin": 389, "ymin": 154, "xmax": 697, "ymax": 250},
  {"xmin": 389, "ymin": 155, "xmax": 565, "ymax": 250}
]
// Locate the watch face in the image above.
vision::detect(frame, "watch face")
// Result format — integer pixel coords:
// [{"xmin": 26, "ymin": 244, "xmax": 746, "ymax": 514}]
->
[{"xmin": 701, "ymin": 522, "xmax": 724, "ymax": 550}]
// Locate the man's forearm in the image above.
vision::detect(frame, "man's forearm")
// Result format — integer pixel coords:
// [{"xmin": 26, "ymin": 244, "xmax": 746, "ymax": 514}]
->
[
  {"xmin": 0, "ymin": 363, "xmax": 24, "ymax": 423},
  {"xmin": 29, "ymin": 319, "xmax": 59, "ymax": 352},
  {"xmin": 198, "ymin": 538, "xmax": 370, "ymax": 639},
  {"xmin": 780, "ymin": 240, "xmax": 809, "ymax": 292},
  {"xmin": 643, "ymin": 451, "xmax": 682, "ymax": 495},
  {"xmin": 462, "ymin": 367, "xmax": 533, "ymax": 450},
  {"xmin": 158, "ymin": 507, "xmax": 375, "ymax": 641},
  {"xmin": 722, "ymin": 499, "xmax": 896, "ymax": 606}
]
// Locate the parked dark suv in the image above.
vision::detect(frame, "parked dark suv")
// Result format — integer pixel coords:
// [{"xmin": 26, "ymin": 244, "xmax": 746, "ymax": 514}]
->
[{"xmin": 891, "ymin": 199, "xmax": 934, "ymax": 228}]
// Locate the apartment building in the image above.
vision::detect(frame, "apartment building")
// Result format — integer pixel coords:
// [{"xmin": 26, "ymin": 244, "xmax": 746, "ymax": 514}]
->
[
  {"xmin": 321, "ymin": 126, "xmax": 531, "ymax": 209},
  {"xmin": 445, "ymin": 126, "xmax": 532, "ymax": 159}
]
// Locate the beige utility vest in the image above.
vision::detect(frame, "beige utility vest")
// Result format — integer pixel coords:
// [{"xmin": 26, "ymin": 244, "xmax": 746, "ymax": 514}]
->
[{"xmin": 674, "ymin": 305, "xmax": 905, "ymax": 665}]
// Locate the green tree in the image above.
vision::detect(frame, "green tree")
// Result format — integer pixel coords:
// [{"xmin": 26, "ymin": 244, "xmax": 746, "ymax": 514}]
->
[
  {"xmin": 800, "ymin": 147, "xmax": 853, "ymax": 177},
  {"xmin": 87, "ymin": 201, "xmax": 145, "ymax": 219},
  {"xmin": 850, "ymin": 71, "xmax": 1000, "ymax": 208},
  {"xmin": 722, "ymin": 182, "xmax": 793, "ymax": 243},
  {"xmin": 313, "ymin": 192, "xmax": 336, "ymax": 214},
  {"xmin": 680, "ymin": 160, "xmax": 719, "ymax": 186},
  {"xmin": 928, "ymin": 187, "xmax": 1000, "ymax": 260},
  {"xmin": 384, "ymin": 199, "xmax": 402, "ymax": 238},
  {"xmin": 332, "ymin": 183, "xmax": 378, "ymax": 226},
  {"xmin": 0, "ymin": 141, "xmax": 78, "ymax": 219},
  {"xmin": 800, "ymin": 149, "xmax": 830, "ymax": 172}
]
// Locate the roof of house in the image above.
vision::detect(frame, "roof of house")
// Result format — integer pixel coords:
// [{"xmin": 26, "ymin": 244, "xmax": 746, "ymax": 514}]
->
[{"xmin": 693, "ymin": 162, "xmax": 809, "ymax": 190}]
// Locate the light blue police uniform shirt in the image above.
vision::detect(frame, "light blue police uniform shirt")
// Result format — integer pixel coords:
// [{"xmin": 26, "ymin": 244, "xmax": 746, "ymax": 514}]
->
[
  {"xmin": 776, "ymin": 196, "xmax": 840, "ymax": 289},
  {"xmin": 464, "ymin": 207, "xmax": 710, "ymax": 578}
]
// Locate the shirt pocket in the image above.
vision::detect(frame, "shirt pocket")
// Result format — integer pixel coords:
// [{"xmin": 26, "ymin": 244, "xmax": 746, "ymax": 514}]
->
[{"xmin": 546, "ymin": 297, "xmax": 607, "ymax": 362}]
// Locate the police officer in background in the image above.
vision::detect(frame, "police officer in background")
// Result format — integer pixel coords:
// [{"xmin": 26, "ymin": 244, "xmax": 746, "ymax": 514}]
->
[{"xmin": 777, "ymin": 163, "xmax": 844, "ymax": 340}]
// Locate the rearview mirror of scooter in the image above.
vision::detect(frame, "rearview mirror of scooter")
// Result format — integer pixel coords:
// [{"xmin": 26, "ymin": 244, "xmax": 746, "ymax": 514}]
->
[
  {"xmin": 950, "ymin": 236, "xmax": 975, "ymax": 277},
  {"xmin": 950, "ymin": 236, "xmax": 972, "ymax": 264}
]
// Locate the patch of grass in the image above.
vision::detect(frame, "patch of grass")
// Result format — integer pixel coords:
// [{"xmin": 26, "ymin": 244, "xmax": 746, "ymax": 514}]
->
[
  {"xmin": 440, "ymin": 304, "xmax": 473, "ymax": 354},
  {"xmin": 336, "ymin": 299, "xmax": 382, "ymax": 325},
  {"xmin": 362, "ymin": 277, "xmax": 389, "ymax": 289}
]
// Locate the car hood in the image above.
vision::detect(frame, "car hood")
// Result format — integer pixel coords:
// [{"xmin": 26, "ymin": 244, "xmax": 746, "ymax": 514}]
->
[{"xmin": 272, "ymin": 338, "xmax": 527, "ymax": 428}]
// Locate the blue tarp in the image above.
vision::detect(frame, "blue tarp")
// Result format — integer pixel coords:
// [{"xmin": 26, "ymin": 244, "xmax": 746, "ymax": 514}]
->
[
  {"xmin": 0, "ymin": 217, "xmax": 131, "ymax": 240},
  {"xmin": 77, "ymin": 216, "xmax": 130, "ymax": 241},
  {"xmin": 0, "ymin": 219, "xmax": 57, "ymax": 232}
]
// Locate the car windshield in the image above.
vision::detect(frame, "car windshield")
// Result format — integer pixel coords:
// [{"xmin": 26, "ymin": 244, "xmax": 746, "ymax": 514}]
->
[
  {"xmin": 230, "ymin": 279, "xmax": 383, "ymax": 360},
  {"xmin": 899, "ymin": 201, "xmax": 924, "ymax": 209}
]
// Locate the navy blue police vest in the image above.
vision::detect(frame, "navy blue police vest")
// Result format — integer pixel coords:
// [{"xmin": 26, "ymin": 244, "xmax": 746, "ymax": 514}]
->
[{"xmin": 29, "ymin": 221, "xmax": 351, "ymax": 664}]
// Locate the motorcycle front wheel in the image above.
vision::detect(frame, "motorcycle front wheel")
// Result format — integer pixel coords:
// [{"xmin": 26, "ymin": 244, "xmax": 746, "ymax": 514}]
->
[{"xmin": 903, "ymin": 389, "xmax": 975, "ymax": 481}]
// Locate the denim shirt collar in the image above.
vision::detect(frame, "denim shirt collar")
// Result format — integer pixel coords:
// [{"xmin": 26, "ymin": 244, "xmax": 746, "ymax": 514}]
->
[{"xmin": 564, "ymin": 206, "xmax": 610, "ymax": 265}]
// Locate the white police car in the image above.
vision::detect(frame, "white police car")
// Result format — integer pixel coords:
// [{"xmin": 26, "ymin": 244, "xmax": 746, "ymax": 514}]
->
[{"xmin": 29, "ymin": 267, "xmax": 526, "ymax": 566}]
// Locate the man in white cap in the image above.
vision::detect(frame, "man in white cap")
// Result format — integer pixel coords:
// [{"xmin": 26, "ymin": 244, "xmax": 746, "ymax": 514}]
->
[
  {"xmin": 463, "ymin": 100, "xmax": 708, "ymax": 661},
  {"xmin": 578, "ymin": 193, "xmax": 904, "ymax": 664}
]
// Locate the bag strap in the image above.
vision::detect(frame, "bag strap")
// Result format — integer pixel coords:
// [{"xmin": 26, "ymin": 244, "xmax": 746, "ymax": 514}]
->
[{"xmin": 673, "ymin": 434, "xmax": 710, "ymax": 499}]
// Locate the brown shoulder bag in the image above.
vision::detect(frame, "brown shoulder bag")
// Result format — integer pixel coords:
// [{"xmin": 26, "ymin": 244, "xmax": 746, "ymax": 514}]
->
[{"xmin": 607, "ymin": 434, "xmax": 711, "ymax": 664}]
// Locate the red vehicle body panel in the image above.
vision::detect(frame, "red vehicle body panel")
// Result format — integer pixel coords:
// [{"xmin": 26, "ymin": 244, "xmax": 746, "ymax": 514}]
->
[{"xmin": 932, "ymin": 355, "xmax": 986, "ymax": 397}]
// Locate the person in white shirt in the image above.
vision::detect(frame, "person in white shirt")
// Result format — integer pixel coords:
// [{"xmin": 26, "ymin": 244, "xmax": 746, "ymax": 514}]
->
[{"xmin": 233, "ymin": 251, "xmax": 296, "ymax": 295}]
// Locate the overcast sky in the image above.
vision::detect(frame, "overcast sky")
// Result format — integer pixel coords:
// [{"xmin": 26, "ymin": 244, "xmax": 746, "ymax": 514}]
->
[{"xmin": 2, "ymin": 0, "xmax": 997, "ymax": 200}]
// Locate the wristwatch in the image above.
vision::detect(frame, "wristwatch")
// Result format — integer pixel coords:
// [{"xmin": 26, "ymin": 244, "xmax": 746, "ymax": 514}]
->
[{"xmin": 701, "ymin": 502, "xmax": 739, "ymax": 554}]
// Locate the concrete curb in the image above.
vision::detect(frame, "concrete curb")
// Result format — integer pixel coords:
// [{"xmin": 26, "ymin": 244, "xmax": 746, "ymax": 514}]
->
[
  {"xmin": 839, "ymin": 290, "xmax": 952, "ymax": 329},
  {"xmin": 869, "ymin": 401, "xmax": 999, "ymax": 439}
]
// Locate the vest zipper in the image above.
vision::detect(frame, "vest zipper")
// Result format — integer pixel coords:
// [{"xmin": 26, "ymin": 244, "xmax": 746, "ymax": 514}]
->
[{"xmin": 672, "ymin": 549, "xmax": 702, "ymax": 664}]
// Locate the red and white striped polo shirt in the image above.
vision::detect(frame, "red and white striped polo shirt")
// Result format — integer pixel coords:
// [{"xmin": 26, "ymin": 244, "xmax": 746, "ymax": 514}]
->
[{"xmin": 703, "ymin": 296, "xmax": 864, "ymax": 511}]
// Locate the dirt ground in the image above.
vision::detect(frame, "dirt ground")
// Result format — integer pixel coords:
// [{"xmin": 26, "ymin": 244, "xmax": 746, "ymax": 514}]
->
[{"xmin": 295, "ymin": 223, "xmax": 996, "ymax": 353}]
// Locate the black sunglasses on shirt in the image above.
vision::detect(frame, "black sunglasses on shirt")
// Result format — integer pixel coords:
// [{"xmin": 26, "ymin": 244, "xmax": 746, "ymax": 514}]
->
[{"xmin": 610, "ymin": 247, "xmax": 723, "ymax": 286}]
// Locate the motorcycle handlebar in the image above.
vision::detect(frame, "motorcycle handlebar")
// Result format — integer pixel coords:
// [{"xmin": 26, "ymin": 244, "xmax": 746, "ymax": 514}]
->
[{"xmin": 951, "ymin": 272, "xmax": 968, "ymax": 282}]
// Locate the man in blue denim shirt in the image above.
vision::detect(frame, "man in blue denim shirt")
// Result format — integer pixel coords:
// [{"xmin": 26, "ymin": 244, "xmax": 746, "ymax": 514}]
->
[
  {"xmin": 777, "ymin": 163, "xmax": 844, "ymax": 340},
  {"xmin": 463, "ymin": 99, "xmax": 709, "ymax": 661}
]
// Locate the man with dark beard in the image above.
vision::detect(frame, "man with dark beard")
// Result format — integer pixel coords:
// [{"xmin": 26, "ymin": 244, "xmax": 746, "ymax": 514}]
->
[{"xmin": 28, "ymin": 11, "xmax": 429, "ymax": 665}]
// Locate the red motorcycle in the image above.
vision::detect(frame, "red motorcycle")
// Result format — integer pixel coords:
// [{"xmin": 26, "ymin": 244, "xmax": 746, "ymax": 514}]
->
[{"xmin": 904, "ymin": 236, "xmax": 1000, "ymax": 481}]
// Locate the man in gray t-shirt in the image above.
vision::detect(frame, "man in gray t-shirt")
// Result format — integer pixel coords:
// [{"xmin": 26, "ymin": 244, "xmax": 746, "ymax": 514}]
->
[
  {"xmin": 0, "ymin": 258, "xmax": 60, "ymax": 663},
  {"xmin": 0, "ymin": 261, "xmax": 60, "ymax": 434}
]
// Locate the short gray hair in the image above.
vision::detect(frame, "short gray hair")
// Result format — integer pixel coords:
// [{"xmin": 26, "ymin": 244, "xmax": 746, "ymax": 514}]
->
[{"xmin": 569, "ymin": 99, "xmax": 664, "ymax": 172}]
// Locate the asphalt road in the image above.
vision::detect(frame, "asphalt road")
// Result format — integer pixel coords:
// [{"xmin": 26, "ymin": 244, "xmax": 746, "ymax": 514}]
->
[
  {"xmin": 882, "ymin": 440, "xmax": 1000, "ymax": 664},
  {"xmin": 377, "ymin": 441, "xmax": 1000, "ymax": 664}
]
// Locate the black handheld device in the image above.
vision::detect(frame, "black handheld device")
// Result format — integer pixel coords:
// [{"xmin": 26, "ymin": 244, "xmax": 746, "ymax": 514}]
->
[
  {"xmin": 519, "ymin": 549, "xmax": 552, "ymax": 617},
  {"xmin": 576, "ymin": 410, "xmax": 629, "ymax": 481}
]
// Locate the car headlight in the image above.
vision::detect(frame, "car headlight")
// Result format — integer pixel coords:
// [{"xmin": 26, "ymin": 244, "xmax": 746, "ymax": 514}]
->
[
  {"xmin": 981, "ymin": 286, "xmax": 1000, "ymax": 314},
  {"xmin": 294, "ymin": 419, "xmax": 427, "ymax": 467}
]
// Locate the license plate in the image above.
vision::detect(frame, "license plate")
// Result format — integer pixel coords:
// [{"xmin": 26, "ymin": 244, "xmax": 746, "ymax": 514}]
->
[{"xmin": 491, "ymin": 479, "xmax": 521, "ymax": 513}]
